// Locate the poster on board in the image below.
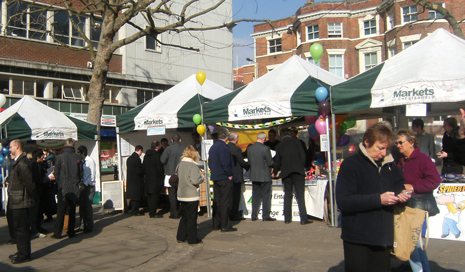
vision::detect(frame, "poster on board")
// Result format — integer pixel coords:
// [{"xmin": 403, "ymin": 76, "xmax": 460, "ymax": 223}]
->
[{"xmin": 102, "ymin": 181, "xmax": 124, "ymax": 212}]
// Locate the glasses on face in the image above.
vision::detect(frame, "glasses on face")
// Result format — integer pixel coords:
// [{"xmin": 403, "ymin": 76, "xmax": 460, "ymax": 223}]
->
[{"xmin": 395, "ymin": 141, "xmax": 405, "ymax": 146}]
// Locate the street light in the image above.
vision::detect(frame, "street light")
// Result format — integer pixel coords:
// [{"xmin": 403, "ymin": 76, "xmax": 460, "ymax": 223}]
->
[{"xmin": 246, "ymin": 58, "xmax": 258, "ymax": 81}]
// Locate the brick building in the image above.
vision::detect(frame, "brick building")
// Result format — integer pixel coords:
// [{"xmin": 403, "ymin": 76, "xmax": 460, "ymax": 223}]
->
[{"xmin": 248, "ymin": 0, "xmax": 465, "ymax": 80}]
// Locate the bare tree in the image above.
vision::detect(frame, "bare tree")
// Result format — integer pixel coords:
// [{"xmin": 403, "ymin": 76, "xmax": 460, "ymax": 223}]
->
[{"xmin": 7, "ymin": 0, "xmax": 268, "ymax": 136}]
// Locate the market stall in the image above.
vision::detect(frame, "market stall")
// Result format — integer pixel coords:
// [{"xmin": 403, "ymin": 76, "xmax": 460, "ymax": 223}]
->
[{"xmin": 0, "ymin": 96, "xmax": 99, "ymax": 210}]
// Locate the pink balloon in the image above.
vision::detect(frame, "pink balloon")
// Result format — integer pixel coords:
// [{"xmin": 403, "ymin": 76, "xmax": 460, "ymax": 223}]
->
[
  {"xmin": 315, "ymin": 119, "xmax": 326, "ymax": 135},
  {"xmin": 305, "ymin": 116, "xmax": 317, "ymax": 125}
]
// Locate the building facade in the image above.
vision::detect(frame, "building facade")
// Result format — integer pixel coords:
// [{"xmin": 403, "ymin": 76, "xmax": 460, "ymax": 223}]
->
[{"xmin": 249, "ymin": 0, "xmax": 464, "ymax": 80}]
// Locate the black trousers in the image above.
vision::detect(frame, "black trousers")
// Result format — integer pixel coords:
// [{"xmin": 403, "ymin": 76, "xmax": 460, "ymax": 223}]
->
[
  {"xmin": 252, "ymin": 181, "xmax": 272, "ymax": 220},
  {"xmin": 283, "ymin": 173, "xmax": 307, "ymax": 222},
  {"xmin": 229, "ymin": 182, "xmax": 242, "ymax": 219},
  {"xmin": 129, "ymin": 200, "xmax": 141, "ymax": 215},
  {"xmin": 212, "ymin": 179, "xmax": 233, "ymax": 229},
  {"xmin": 7, "ymin": 200, "xmax": 16, "ymax": 241},
  {"xmin": 176, "ymin": 201, "xmax": 199, "ymax": 244},
  {"xmin": 343, "ymin": 241, "xmax": 391, "ymax": 272},
  {"xmin": 13, "ymin": 208, "xmax": 31, "ymax": 258},
  {"xmin": 147, "ymin": 187, "xmax": 162, "ymax": 217},
  {"xmin": 168, "ymin": 186, "xmax": 179, "ymax": 217},
  {"xmin": 79, "ymin": 185, "xmax": 95, "ymax": 230},
  {"xmin": 54, "ymin": 190, "xmax": 76, "ymax": 237},
  {"xmin": 441, "ymin": 164, "xmax": 463, "ymax": 175}
]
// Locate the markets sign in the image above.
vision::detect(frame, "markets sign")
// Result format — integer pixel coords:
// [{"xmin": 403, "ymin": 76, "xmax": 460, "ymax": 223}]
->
[
  {"xmin": 134, "ymin": 115, "xmax": 177, "ymax": 130},
  {"xmin": 32, "ymin": 128, "xmax": 76, "ymax": 140},
  {"xmin": 371, "ymin": 83, "xmax": 440, "ymax": 108},
  {"xmin": 101, "ymin": 115, "xmax": 116, "ymax": 127},
  {"xmin": 229, "ymin": 102, "xmax": 290, "ymax": 121}
]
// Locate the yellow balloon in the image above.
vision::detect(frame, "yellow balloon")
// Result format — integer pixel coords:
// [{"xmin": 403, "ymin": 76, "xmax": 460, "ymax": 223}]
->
[
  {"xmin": 196, "ymin": 71, "xmax": 206, "ymax": 86},
  {"xmin": 197, "ymin": 124, "xmax": 206, "ymax": 135}
]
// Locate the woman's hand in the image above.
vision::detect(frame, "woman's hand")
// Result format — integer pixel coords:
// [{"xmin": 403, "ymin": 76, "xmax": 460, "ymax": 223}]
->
[
  {"xmin": 437, "ymin": 151, "xmax": 448, "ymax": 158},
  {"xmin": 397, "ymin": 190, "xmax": 412, "ymax": 203}
]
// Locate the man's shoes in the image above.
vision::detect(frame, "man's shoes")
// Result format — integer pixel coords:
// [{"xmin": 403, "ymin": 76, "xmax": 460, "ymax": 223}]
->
[
  {"xmin": 150, "ymin": 214, "xmax": 163, "ymax": 218},
  {"xmin": 31, "ymin": 232, "xmax": 47, "ymax": 238},
  {"xmin": 133, "ymin": 212, "xmax": 145, "ymax": 216},
  {"xmin": 251, "ymin": 218, "xmax": 258, "ymax": 221},
  {"xmin": 38, "ymin": 227, "xmax": 48, "ymax": 234},
  {"xmin": 50, "ymin": 234, "xmax": 61, "ymax": 239},
  {"xmin": 230, "ymin": 217, "xmax": 246, "ymax": 221},
  {"xmin": 177, "ymin": 239, "xmax": 187, "ymax": 243},
  {"xmin": 83, "ymin": 229, "xmax": 92, "ymax": 233},
  {"xmin": 169, "ymin": 215, "xmax": 180, "ymax": 219},
  {"xmin": 285, "ymin": 221, "xmax": 291, "ymax": 224},
  {"xmin": 213, "ymin": 227, "xmax": 221, "ymax": 231},
  {"xmin": 221, "ymin": 227, "xmax": 238, "ymax": 232},
  {"xmin": 7, "ymin": 239, "xmax": 16, "ymax": 245},
  {"xmin": 188, "ymin": 239, "xmax": 203, "ymax": 245},
  {"xmin": 67, "ymin": 232, "xmax": 76, "ymax": 238},
  {"xmin": 301, "ymin": 220, "xmax": 313, "ymax": 225},
  {"xmin": 9, "ymin": 253, "xmax": 18, "ymax": 259},
  {"xmin": 263, "ymin": 218, "xmax": 277, "ymax": 222},
  {"xmin": 11, "ymin": 256, "xmax": 31, "ymax": 264},
  {"xmin": 44, "ymin": 217, "xmax": 54, "ymax": 222}
]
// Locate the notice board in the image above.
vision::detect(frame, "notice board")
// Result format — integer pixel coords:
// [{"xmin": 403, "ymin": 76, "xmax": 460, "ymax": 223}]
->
[{"xmin": 102, "ymin": 181, "xmax": 124, "ymax": 212}]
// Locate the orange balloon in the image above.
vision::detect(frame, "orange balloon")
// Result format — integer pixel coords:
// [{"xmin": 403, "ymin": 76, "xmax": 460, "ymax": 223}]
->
[
  {"xmin": 196, "ymin": 71, "xmax": 206, "ymax": 86},
  {"xmin": 197, "ymin": 124, "xmax": 206, "ymax": 135}
]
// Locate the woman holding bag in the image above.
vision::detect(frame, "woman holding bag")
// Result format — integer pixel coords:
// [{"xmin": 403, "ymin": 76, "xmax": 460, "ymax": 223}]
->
[
  {"xmin": 176, "ymin": 146, "xmax": 205, "ymax": 245},
  {"xmin": 396, "ymin": 129, "xmax": 441, "ymax": 272}
]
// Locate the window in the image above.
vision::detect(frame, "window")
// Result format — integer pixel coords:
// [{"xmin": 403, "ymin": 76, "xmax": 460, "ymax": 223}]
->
[
  {"xmin": 328, "ymin": 23, "xmax": 342, "ymax": 38},
  {"xmin": 307, "ymin": 25, "xmax": 319, "ymax": 40},
  {"xmin": 402, "ymin": 5, "xmax": 418, "ymax": 23},
  {"xmin": 7, "ymin": 2, "xmax": 28, "ymax": 37},
  {"xmin": 7, "ymin": 3, "xmax": 46, "ymax": 40},
  {"xmin": 269, "ymin": 38, "xmax": 282, "ymax": 53},
  {"xmin": 388, "ymin": 47, "xmax": 396, "ymax": 58},
  {"xmin": 104, "ymin": 88, "xmax": 120, "ymax": 103},
  {"xmin": 53, "ymin": 83, "xmax": 83, "ymax": 100},
  {"xmin": 329, "ymin": 55, "xmax": 343, "ymax": 77},
  {"xmin": 53, "ymin": 11, "xmax": 86, "ymax": 47},
  {"xmin": 12, "ymin": 78, "xmax": 35, "ymax": 96},
  {"xmin": 137, "ymin": 90, "xmax": 157, "ymax": 105},
  {"xmin": 146, "ymin": 35, "xmax": 161, "ymax": 52},
  {"xmin": 364, "ymin": 52, "xmax": 377, "ymax": 70},
  {"xmin": 403, "ymin": 41, "xmax": 417, "ymax": 50},
  {"xmin": 307, "ymin": 57, "xmax": 320, "ymax": 67},
  {"xmin": 29, "ymin": 6, "xmax": 47, "ymax": 40},
  {"xmin": 364, "ymin": 20, "xmax": 376, "ymax": 36},
  {"xmin": 387, "ymin": 12, "xmax": 395, "ymax": 30},
  {"xmin": 90, "ymin": 18, "xmax": 102, "ymax": 49},
  {"xmin": 429, "ymin": 3, "xmax": 444, "ymax": 19}
]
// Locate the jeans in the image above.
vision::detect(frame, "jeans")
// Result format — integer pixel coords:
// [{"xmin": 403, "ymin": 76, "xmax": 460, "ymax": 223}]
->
[{"xmin": 409, "ymin": 238, "xmax": 430, "ymax": 272}]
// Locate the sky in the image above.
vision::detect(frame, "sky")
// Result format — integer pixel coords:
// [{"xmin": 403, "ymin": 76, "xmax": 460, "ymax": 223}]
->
[{"xmin": 232, "ymin": 0, "xmax": 338, "ymax": 67}]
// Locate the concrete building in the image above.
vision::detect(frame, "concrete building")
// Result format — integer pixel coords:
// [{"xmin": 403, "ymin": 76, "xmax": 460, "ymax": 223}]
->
[{"xmin": 246, "ymin": 0, "xmax": 465, "ymax": 81}]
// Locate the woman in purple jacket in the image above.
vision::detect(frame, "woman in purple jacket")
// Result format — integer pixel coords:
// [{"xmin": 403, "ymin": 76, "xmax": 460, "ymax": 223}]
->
[{"xmin": 396, "ymin": 129, "xmax": 441, "ymax": 272}]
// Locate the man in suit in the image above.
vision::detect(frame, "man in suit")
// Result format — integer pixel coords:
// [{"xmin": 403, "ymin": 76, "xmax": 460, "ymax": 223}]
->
[
  {"xmin": 273, "ymin": 129, "xmax": 312, "ymax": 225},
  {"xmin": 228, "ymin": 133, "xmax": 249, "ymax": 221},
  {"xmin": 144, "ymin": 141, "xmax": 165, "ymax": 218},
  {"xmin": 209, "ymin": 127, "xmax": 238, "ymax": 232},
  {"xmin": 126, "ymin": 145, "xmax": 145, "ymax": 216},
  {"xmin": 247, "ymin": 132, "xmax": 275, "ymax": 221},
  {"xmin": 160, "ymin": 134, "xmax": 184, "ymax": 219}
]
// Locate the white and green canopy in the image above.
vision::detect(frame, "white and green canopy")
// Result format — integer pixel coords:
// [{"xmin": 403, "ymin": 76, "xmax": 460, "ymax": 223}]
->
[
  {"xmin": 203, "ymin": 55, "xmax": 345, "ymax": 123},
  {"xmin": 332, "ymin": 29, "xmax": 465, "ymax": 116},
  {"xmin": 117, "ymin": 74, "xmax": 231, "ymax": 133},
  {"xmin": 0, "ymin": 96, "xmax": 97, "ymax": 141}
]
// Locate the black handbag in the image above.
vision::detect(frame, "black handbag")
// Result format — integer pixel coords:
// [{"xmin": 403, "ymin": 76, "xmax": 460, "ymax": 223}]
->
[
  {"xmin": 168, "ymin": 164, "xmax": 180, "ymax": 187},
  {"xmin": 408, "ymin": 193, "xmax": 440, "ymax": 217}
]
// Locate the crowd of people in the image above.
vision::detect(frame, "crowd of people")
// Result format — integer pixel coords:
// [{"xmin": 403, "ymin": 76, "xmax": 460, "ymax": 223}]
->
[
  {"xmin": 336, "ymin": 112, "xmax": 465, "ymax": 272},
  {"xmin": 5, "ymin": 138, "xmax": 96, "ymax": 264}
]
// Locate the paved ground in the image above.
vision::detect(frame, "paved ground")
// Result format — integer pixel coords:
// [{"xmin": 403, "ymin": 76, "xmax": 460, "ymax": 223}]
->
[{"xmin": 0, "ymin": 207, "xmax": 464, "ymax": 272}]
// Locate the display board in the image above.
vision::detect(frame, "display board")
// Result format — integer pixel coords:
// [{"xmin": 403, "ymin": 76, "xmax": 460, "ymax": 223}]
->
[
  {"xmin": 101, "ymin": 181, "xmax": 124, "ymax": 212},
  {"xmin": 239, "ymin": 179, "xmax": 328, "ymax": 221},
  {"xmin": 430, "ymin": 183, "xmax": 465, "ymax": 242}
]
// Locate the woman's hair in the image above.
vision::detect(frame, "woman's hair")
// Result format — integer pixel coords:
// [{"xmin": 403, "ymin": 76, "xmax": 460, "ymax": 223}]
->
[
  {"xmin": 396, "ymin": 129, "xmax": 418, "ymax": 148},
  {"xmin": 363, "ymin": 123, "xmax": 395, "ymax": 147},
  {"xmin": 181, "ymin": 145, "xmax": 200, "ymax": 162}
]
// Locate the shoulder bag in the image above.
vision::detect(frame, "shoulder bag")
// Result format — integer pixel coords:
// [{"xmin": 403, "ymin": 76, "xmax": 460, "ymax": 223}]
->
[{"xmin": 169, "ymin": 164, "xmax": 180, "ymax": 187}]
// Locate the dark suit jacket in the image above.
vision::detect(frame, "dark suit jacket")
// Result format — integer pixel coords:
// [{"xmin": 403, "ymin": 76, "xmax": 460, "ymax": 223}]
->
[
  {"xmin": 247, "ymin": 142, "xmax": 274, "ymax": 182},
  {"xmin": 126, "ymin": 152, "xmax": 145, "ymax": 200},
  {"xmin": 143, "ymin": 149, "xmax": 164, "ymax": 194},
  {"xmin": 228, "ymin": 142, "xmax": 250, "ymax": 183},
  {"xmin": 273, "ymin": 136, "xmax": 306, "ymax": 178}
]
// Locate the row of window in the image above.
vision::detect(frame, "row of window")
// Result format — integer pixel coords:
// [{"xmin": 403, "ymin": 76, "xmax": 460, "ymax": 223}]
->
[{"xmin": 3, "ymin": 2, "xmax": 160, "ymax": 51}]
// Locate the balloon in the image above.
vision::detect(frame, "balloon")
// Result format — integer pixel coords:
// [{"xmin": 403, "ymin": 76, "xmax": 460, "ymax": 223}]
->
[
  {"xmin": 343, "ymin": 115, "xmax": 356, "ymax": 129},
  {"xmin": 193, "ymin": 114, "xmax": 202, "ymax": 125},
  {"xmin": 315, "ymin": 87, "xmax": 328, "ymax": 102},
  {"xmin": 337, "ymin": 134, "xmax": 350, "ymax": 147},
  {"xmin": 0, "ymin": 155, "xmax": 3, "ymax": 164},
  {"xmin": 307, "ymin": 124, "xmax": 319, "ymax": 138},
  {"xmin": 197, "ymin": 124, "xmax": 206, "ymax": 135},
  {"xmin": 315, "ymin": 118, "xmax": 326, "ymax": 135},
  {"xmin": 1, "ymin": 147, "xmax": 8, "ymax": 156},
  {"xmin": 0, "ymin": 94, "xmax": 5, "ymax": 107},
  {"xmin": 207, "ymin": 123, "xmax": 216, "ymax": 134},
  {"xmin": 305, "ymin": 116, "xmax": 317, "ymax": 125},
  {"xmin": 318, "ymin": 100, "xmax": 330, "ymax": 117},
  {"xmin": 310, "ymin": 43, "xmax": 323, "ymax": 63},
  {"xmin": 196, "ymin": 71, "xmax": 206, "ymax": 86}
]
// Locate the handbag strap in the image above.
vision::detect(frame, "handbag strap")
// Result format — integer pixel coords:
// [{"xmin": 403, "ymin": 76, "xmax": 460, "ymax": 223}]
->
[
  {"xmin": 174, "ymin": 163, "xmax": 180, "ymax": 175},
  {"xmin": 419, "ymin": 211, "xmax": 429, "ymax": 250}
]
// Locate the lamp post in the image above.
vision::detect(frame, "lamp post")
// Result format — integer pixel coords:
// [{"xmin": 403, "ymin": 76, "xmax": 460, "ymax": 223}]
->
[{"xmin": 246, "ymin": 57, "xmax": 258, "ymax": 81}]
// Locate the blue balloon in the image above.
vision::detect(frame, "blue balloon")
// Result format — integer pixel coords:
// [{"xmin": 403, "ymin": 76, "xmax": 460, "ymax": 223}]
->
[
  {"xmin": 2, "ymin": 147, "xmax": 8, "ymax": 156},
  {"xmin": 315, "ymin": 87, "xmax": 329, "ymax": 102},
  {"xmin": 0, "ymin": 155, "xmax": 4, "ymax": 165},
  {"xmin": 307, "ymin": 124, "xmax": 319, "ymax": 137}
]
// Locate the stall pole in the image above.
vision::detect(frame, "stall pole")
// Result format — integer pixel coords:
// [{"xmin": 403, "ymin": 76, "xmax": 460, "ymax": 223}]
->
[
  {"xmin": 197, "ymin": 88, "xmax": 212, "ymax": 218},
  {"xmin": 325, "ymin": 116, "xmax": 336, "ymax": 227},
  {"xmin": 331, "ymin": 113, "xmax": 338, "ymax": 227},
  {"xmin": 116, "ymin": 130, "xmax": 123, "ymax": 182}
]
